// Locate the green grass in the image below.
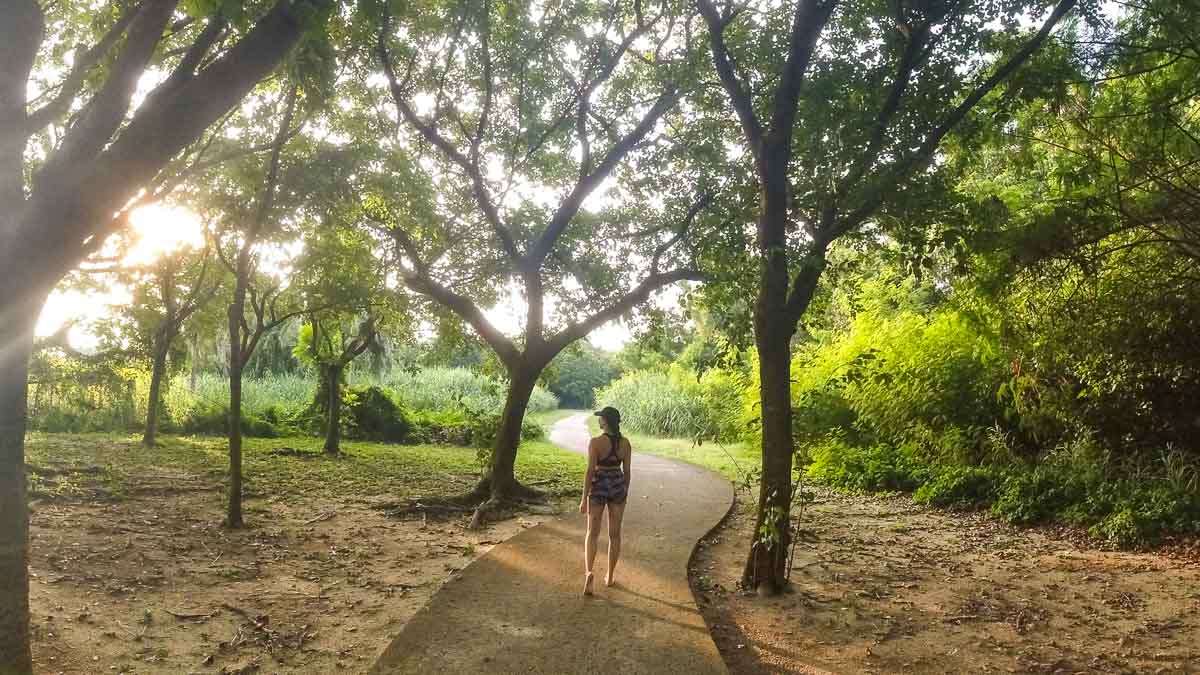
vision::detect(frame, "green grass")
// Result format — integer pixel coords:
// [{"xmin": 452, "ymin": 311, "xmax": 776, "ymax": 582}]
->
[
  {"xmin": 529, "ymin": 408, "xmax": 585, "ymax": 427},
  {"xmin": 25, "ymin": 432, "xmax": 586, "ymax": 503},
  {"xmin": 584, "ymin": 416, "xmax": 757, "ymax": 483}
]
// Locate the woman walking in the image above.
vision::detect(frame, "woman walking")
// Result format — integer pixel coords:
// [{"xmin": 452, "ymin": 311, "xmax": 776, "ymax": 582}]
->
[{"xmin": 579, "ymin": 406, "xmax": 631, "ymax": 595}]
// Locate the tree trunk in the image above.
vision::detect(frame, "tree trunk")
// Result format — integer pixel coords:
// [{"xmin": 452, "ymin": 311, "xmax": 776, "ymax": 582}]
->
[
  {"xmin": 323, "ymin": 363, "xmax": 343, "ymax": 455},
  {"xmin": 142, "ymin": 330, "xmax": 171, "ymax": 448},
  {"xmin": 0, "ymin": 294, "xmax": 43, "ymax": 675},
  {"xmin": 487, "ymin": 366, "xmax": 539, "ymax": 499},
  {"xmin": 743, "ymin": 151, "xmax": 797, "ymax": 595},
  {"xmin": 226, "ymin": 297, "xmax": 245, "ymax": 528},
  {"xmin": 744, "ymin": 326, "xmax": 795, "ymax": 594},
  {"xmin": 189, "ymin": 336, "xmax": 199, "ymax": 390}
]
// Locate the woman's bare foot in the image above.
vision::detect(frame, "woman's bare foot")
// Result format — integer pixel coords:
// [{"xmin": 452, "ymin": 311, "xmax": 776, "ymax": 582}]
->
[
  {"xmin": 583, "ymin": 572, "xmax": 595, "ymax": 596},
  {"xmin": 604, "ymin": 573, "xmax": 616, "ymax": 587}
]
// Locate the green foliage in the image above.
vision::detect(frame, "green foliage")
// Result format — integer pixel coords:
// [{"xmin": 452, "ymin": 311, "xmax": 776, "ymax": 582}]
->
[
  {"xmin": 31, "ymin": 364, "xmax": 558, "ymax": 447},
  {"xmin": 545, "ymin": 345, "xmax": 618, "ymax": 409},
  {"xmin": 806, "ymin": 439, "xmax": 928, "ymax": 494},
  {"xmin": 778, "ymin": 247, "xmax": 1200, "ymax": 547},
  {"xmin": 354, "ymin": 367, "xmax": 558, "ymax": 416},
  {"xmin": 27, "ymin": 352, "xmax": 144, "ymax": 433},
  {"xmin": 407, "ymin": 409, "xmax": 544, "ymax": 448},
  {"xmin": 594, "ymin": 369, "xmax": 707, "ymax": 439},
  {"xmin": 914, "ymin": 467, "xmax": 999, "ymax": 510},
  {"xmin": 344, "ymin": 385, "xmax": 411, "ymax": 443}
]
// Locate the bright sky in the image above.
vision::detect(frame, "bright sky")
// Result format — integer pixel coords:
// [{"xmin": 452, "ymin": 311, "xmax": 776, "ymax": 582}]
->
[
  {"xmin": 37, "ymin": 204, "xmax": 206, "ymax": 349},
  {"xmin": 38, "ymin": 204, "xmax": 640, "ymax": 353}
]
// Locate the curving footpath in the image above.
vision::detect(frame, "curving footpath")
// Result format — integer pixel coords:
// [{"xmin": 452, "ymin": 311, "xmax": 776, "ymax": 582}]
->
[{"xmin": 370, "ymin": 413, "xmax": 735, "ymax": 674}]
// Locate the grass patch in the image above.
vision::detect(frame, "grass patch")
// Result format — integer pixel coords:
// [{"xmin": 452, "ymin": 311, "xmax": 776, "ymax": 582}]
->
[{"xmin": 25, "ymin": 432, "xmax": 586, "ymax": 504}]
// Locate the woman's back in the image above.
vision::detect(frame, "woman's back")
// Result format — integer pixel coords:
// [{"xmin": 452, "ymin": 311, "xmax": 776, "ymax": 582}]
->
[{"xmin": 595, "ymin": 432, "xmax": 630, "ymax": 469}]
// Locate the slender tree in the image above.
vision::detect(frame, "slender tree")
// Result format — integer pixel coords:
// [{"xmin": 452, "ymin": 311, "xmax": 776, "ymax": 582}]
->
[
  {"xmin": 92, "ymin": 242, "xmax": 219, "ymax": 447},
  {"xmin": 368, "ymin": 0, "xmax": 711, "ymax": 514},
  {"xmin": 292, "ymin": 221, "xmax": 398, "ymax": 455},
  {"xmin": 695, "ymin": 0, "xmax": 1080, "ymax": 593},
  {"xmin": 0, "ymin": 1, "xmax": 332, "ymax": 668}
]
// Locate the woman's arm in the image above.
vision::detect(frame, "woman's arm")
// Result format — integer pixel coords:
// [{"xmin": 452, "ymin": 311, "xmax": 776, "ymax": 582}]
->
[
  {"xmin": 622, "ymin": 439, "xmax": 632, "ymax": 492},
  {"xmin": 579, "ymin": 439, "xmax": 597, "ymax": 512}
]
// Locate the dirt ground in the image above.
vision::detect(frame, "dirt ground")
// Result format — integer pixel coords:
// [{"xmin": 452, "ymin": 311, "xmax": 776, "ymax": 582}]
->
[
  {"xmin": 690, "ymin": 487, "xmax": 1200, "ymax": 675},
  {"xmin": 27, "ymin": 485, "xmax": 552, "ymax": 674}
]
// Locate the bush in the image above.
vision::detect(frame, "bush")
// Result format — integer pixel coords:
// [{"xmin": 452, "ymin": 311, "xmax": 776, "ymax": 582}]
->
[
  {"xmin": 408, "ymin": 409, "xmax": 544, "ymax": 447},
  {"xmin": 594, "ymin": 369, "xmax": 707, "ymax": 438},
  {"xmin": 353, "ymin": 367, "xmax": 558, "ymax": 415},
  {"xmin": 345, "ymin": 386, "xmax": 411, "ymax": 443},
  {"xmin": 914, "ymin": 467, "xmax": 999, "ymax": 509},
  {"xmin": 806, "ymin": 438, "xmax": 928, "ymax": 493}
]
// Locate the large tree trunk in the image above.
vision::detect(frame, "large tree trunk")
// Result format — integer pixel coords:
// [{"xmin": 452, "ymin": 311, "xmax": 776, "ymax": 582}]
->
[
  {"xmin": 743, "ymin": 154, "xmax": 797, "ymax": 595},
  {"xmin": 323, "ymin": 363, "xmax": 343, "ymax": 455},
  {"xmin": 744, "ymin": 325, "xmax": 795, "ymax": 594},
  {"xmin": 226, "ymin": 293, "xmax": 246, "ymax": 528},
  {"xmin": 486, "ymin": 366, "xmax": 539, "ymax": 499},
  {"xmin": 142, "ymin": 330, "xmax": 172, "ymax": 448},
  {"xmin": 0, "ymin": 298, "xmax": 39, "ymax": 675}
]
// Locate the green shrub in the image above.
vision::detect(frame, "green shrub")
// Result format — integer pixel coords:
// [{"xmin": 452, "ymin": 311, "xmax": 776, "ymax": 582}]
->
[
  {"xmin": 806, "ymin": 438, "xmax": 928, "ymax": 493},
  {"xmin": 991, "ymin": 468, "xmax": 1080, "ymax": 525},
  {"xmin": 696, "ymin": 368, "xmax": 748, "ymax": 442},
  {"xmin": 345, "ymin": 386, "xmax": 411, "ymax": 443},
  {"xmin": 408, "ymin": 409, "xmax": 544, "ymax": 447},
  {"xmin": 355, "ymin": 367, "xmax": 558, "ymax": 415},
  {"xmin": 914, "ymin": 467, "xmax": 999, "ymax": 509},
  {"xmin": 594, "ymin": 369, "xmax": 707, "ymax": 438}
]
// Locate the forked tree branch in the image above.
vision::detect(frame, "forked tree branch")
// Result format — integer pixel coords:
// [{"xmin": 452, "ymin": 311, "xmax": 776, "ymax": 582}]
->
[
  {"xmin": 36, "ymin": 0, "xmax": 178, "ymax": 188},
  {"xmin": 377, "ymin": 11, "xmax": 521, "ymax": 262},
  {"xmin": 833, "ymin": 0, "xmax": 1078, "ymax": 239},
  {"xmin": 547, "ymin": 267, "xmax": 704, "ymax": 354},
  {"xmin": 696, "ymin": 0, "xmax": 764, "ymax": 150},
  {"xmin": 388, "ymin": 225, "xmax": 521, "ymax": 365},
  {"xmin": 526, "ymin": 88, "xmax": 681, "ymax": 267},
  {"xmin": 23, "ymin": 1, "xmax": 141, "ymax": 133}
]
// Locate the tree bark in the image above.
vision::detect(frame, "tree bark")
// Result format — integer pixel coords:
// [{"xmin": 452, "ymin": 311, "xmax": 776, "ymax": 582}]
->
[
  {"xmin": 0, "ymin": 297, "xmax": 39, "ymax": 675},
  {"xmin": 226, "ymin": 281, "xmax": 247, "ymax": 528},
  {"xmin": 323, "ymin": 363, "xmax": 344, "ymax": 455},
  {"xmin": 742, "ymin": 149, "xmax": 799, "ymax": 593},
  {"xmin": 142, "ymin": 329, "xmax": 172, "ymax": 448},
  {"xmin": 487, "ymin": 365, "xmax": 540, "ymax": 499},
  {"xmin": 744, "ymin": 322, "xmax": 795, "ymax": 593}
]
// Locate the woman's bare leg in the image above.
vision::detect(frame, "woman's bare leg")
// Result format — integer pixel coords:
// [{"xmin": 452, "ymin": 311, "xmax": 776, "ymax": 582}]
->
[
  {"xmin": 584, "ymin": 503, "xmax": 604, "ymax": 595},
  {"xmin": 605, "ymin": 502, "xmax": 625, "ymax": 586}
]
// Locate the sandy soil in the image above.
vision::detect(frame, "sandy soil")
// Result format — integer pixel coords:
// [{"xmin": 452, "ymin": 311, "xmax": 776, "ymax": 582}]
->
[
  {"xmin": 27, "ymin": 486, "xmax": 551, "ymax": 674},
  {"xmin": 690, "ymin": 488, "xmax": 1200, "ymax": 675}
]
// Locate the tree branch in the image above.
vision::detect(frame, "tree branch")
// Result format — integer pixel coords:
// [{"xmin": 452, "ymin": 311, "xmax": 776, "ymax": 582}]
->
[
  {"xmin": 835, "ymin": 0, "xmax": 1078, "ymax": 237},
  {"xmin": 142, "ymin": 14, "xmax": 229, "ymax": 109},
  {"xmin": 526, "ymin": 88, "xmax": 680, "ymax": 267},
  {"xmin": 767, "ymin": 0, "xmax": 838, "ymax": 141},
  {"xmin": 36, "ymin": 0, "xmax": 178, "ymax": 187},
  {"xmin": 23, "ymin": 1, "xmax": 140, "ymax": 132},
  {"xmin": 697, "ymin": 0, "xmax": 763, "ymax": 150},
  {"xmin": 548, "ymin": 267, "xmax": 703, "ymax": 354},
  {"xmin": 832, "ymin": 17, "xmax": 930, "ymax": 206},
  {"xmin": 388, "ymin": 226, "xmax": 520, "ymax": 365},
  {"xmin": 377, "ymin": 11, "xmax": 520, "ymax": 262}
]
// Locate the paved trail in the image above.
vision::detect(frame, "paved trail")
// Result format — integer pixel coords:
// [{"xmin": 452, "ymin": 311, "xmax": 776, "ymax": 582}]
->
[{"xmin": 370, "ymin": 413, "xmax": 735, "ymax": 674}]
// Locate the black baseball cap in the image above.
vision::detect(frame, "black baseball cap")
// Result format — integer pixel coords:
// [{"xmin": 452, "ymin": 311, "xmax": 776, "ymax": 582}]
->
[{"xmin": 593, "ymin": 406, "xmax": 621, "ymax": 425}]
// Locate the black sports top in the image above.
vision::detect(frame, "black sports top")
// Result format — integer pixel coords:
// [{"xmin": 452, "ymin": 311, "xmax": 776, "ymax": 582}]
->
[{"xmin": 598, "ymin": 433, "xmax": 624, "ymax": 468}]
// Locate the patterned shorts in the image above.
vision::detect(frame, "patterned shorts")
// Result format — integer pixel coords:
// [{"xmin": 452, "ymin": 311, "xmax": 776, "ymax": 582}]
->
[{"xmin": 589, "ymin": 469, "xmax": 628, "ymax": 506}]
